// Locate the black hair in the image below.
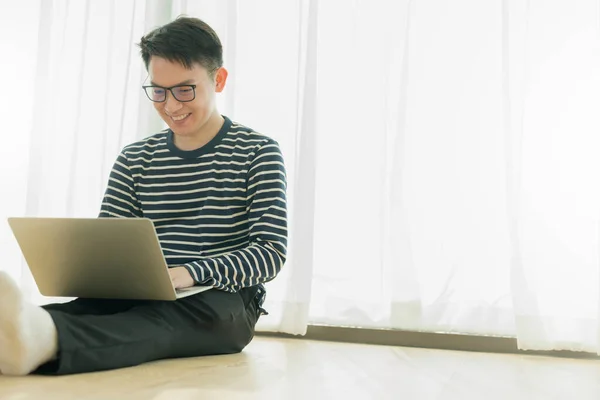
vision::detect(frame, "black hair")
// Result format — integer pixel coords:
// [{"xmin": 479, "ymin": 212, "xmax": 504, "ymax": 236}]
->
[{"xmin": 138, "ymin": 16, "xmax": 223, "ymax": 74}]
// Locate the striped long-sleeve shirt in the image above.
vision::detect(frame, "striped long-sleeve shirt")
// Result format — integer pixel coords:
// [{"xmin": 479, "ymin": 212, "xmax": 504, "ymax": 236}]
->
[{"xmin": 99, "ymin": 116, "xmax": 287, "ymax": 296}]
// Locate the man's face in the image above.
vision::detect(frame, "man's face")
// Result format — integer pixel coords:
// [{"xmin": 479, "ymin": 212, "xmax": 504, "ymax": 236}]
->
[{"xmin": 147, "ymin": 57, "xmax": 225, "ymax": 138}]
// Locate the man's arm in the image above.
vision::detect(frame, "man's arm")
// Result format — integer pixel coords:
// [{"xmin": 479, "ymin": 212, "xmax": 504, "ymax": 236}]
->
[
  {"xmin": 100, "ymin": 152, "xmax": 195, "ymax": 288},
  {"xmin": 182, "ymin": 140, "xmax": 288, "ymax": 291},
  {"xmin": 99, "ymin": 152, "xmax": 142, "ymax": 218}
]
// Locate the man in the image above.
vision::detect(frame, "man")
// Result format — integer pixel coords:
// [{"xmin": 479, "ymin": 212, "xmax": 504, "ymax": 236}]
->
[{"xmin": 0, "ymin": 16, "xmax": 287, "ymax": 376}]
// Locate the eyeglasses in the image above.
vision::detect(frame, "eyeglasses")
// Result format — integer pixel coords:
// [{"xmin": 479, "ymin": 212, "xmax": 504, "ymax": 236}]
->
[{"xmin": 142, "ymin": 84, "xmax": 197, "ymax": 102}]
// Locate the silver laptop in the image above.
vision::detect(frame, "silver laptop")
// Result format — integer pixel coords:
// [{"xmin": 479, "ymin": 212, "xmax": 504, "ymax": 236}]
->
[{"xmin": 7, "ymin": 217, "xmax": 211, "ymax": 301}]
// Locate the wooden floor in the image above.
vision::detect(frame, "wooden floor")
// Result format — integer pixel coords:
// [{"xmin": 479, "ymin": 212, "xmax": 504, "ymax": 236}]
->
[{"xmin": 1, "ymin": 336, "xmax": 600, "ymax": 399}]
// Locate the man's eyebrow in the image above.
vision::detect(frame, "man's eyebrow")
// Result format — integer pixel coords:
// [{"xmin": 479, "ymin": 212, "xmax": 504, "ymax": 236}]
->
[{"xmin": 149, "ymin": 79, "xmax": 195, "ymax": 86}]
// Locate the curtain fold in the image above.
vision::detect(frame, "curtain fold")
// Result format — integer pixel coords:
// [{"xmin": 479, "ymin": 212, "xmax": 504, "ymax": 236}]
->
[
  {"xmin": 0, "ymin": 0, "xmax": 42, "ymax": 285},
  {"xmin": 510, "ymin": 0, "xmax": 600, "ymax": 352}
]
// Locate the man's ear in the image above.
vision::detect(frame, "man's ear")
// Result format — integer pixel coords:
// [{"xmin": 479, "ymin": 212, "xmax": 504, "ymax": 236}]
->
[{"xmin": 215, "ymin": 67, "xmax": 228, "ymax": 93}]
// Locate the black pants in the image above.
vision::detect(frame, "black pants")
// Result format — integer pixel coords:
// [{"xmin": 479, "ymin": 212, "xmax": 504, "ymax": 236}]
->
[{"xmin": 35, "ymin": 286, "xmax": 261, "ymax": 375}]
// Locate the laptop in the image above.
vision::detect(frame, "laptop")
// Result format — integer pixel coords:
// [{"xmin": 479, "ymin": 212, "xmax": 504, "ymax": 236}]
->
[{"xmin": 7, "ymin": 217, "xmax": 212, "ymax": 301}]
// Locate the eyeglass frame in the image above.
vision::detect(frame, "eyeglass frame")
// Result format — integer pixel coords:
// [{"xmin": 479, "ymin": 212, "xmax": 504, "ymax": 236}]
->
[{"xmin": 141, "ymin": 84, "xmax": 198, "ymax": 103}]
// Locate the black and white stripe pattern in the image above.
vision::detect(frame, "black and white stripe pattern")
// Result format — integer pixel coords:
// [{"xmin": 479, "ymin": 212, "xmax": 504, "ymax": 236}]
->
[{"xmin": 99, "ymin": 116, "xmax": 287, "ymax": 293}]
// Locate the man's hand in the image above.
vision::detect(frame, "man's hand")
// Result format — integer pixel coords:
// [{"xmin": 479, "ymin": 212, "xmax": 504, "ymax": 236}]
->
[{"xmin": 168, "ymin": 267, "xmax": 195, "ymax": 289}]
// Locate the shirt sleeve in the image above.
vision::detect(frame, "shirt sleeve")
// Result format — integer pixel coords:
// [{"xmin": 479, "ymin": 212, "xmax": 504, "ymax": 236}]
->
[
  {"xmin": 182, "ymin": 140, "xmax": 288, "ymax": 292},
  {"xmin": 98, "ymin": 152, "xmax": 143, "ymax": 218}
]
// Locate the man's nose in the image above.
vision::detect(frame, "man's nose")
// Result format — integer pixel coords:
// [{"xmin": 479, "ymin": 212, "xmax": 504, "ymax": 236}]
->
[{"xmin": 164, "ymin": 90, "xmax": 182, "ymax": 113}]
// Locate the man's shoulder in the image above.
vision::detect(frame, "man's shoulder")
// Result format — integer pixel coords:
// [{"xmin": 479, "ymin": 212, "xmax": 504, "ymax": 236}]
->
[
  {"xmin": 120, "ymin": 130, "xmax": 169, "ymax": 159},
  {"xmin": 226, "ymin": 120, "xmax": 280, "ymax": 149}
]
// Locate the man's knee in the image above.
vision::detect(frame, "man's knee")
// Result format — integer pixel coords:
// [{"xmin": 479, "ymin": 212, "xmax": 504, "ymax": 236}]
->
[{"xmin": 213, "ymin": 316, "xmax": 255, "ymax": 353}]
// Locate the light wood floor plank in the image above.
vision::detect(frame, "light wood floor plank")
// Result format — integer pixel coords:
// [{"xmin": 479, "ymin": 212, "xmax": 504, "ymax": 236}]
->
[{"xmin": 1, "ymin": 337, "xmax": 599, "ymax": 399}]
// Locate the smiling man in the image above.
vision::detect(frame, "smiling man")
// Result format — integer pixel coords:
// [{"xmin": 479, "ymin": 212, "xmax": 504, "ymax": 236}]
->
[{"xmin": 0, "ymin": 16, "xmax": 287, "ymax": 376}]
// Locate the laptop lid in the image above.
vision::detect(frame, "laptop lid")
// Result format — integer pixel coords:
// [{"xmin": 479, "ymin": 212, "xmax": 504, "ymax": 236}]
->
[{"xmin": 7, "ymin": 217, "xmax": 182, "ymax": 301}]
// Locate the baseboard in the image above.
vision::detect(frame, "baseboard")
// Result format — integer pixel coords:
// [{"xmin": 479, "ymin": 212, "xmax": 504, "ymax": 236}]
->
[{"xmin": 257, "ymin": 325, "xmax": 600, "ymax": 360}]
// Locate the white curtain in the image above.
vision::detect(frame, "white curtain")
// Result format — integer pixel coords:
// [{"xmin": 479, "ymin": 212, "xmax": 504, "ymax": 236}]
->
[
  {"xmin": 2, "ymin": 0, "xmax": 600, "ymax": 352},
  {"xmin": 0, "ymin": 0, "xmax": 160, "ymax": 304},
  {"xmin": 507, "ymin": 0, "xmax": 600, "ymax": 352}
]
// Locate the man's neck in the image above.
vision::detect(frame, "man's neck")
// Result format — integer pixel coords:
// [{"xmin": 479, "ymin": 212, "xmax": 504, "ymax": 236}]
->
[{"xmin": 173, "ymin": 113, "xmax": 224, "ymax": 151}]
